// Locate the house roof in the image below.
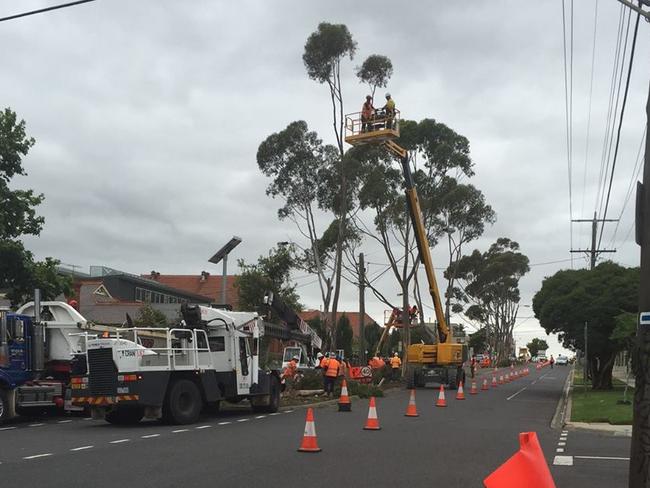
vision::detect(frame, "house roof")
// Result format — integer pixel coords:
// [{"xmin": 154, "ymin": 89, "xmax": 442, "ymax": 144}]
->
[
  {"xmin": 298, "ymin": 310, "xmax": 378, "ymax": 337},
  {"xmin": 144, "ymin": 273, "xmax": 239, "ymax": 308}
]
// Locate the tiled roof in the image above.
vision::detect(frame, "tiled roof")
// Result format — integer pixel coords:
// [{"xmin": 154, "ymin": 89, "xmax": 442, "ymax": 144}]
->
[
  {"xmin": 144, "ymin": 274, "xmax": 239, "ymax": 308},
  {"xmin": 298, "ymin": 310, "xmax": 378, "ymax": 337}
]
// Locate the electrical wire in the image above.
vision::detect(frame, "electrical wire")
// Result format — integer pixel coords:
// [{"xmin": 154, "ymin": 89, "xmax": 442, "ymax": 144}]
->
[
  {"xmin": 597, "ymin": 6, "xmax": 641, "ymax": 251},
  {"xmin": 561, "ymin": 0, "xmax": 575, "ymax": 267},
  {"xmin": 609, "ymin": 126, "xmax": 646, "ymax": 247},
  {"xmin": 0, "ymin": 0, "xmax": 96, "ymax": 22}
]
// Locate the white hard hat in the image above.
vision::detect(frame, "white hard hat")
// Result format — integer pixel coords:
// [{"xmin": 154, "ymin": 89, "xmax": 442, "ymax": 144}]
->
[
  {"xmin": 317, "ymin": 352, "xmax": 324, "ymax": 358},
  {"xmin": 385, "ymin": 92, "xmax": 391, "ymax": 98}
]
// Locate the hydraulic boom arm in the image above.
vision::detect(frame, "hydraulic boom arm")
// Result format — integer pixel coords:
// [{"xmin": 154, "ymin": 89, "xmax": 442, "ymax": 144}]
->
[{"xmin": 383, "ymin": 140, "xmax": 450, "ymax": 343}]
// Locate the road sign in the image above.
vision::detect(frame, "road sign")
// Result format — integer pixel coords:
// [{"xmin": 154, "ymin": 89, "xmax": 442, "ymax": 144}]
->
[{"xmin": 641, "ymin": 312, "xmax": 650, "ymax": 325}]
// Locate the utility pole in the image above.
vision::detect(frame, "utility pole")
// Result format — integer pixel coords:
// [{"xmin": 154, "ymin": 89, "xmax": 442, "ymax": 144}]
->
[
  {"xmin": 630, "ymin": 80, "xmax": 650, "ymax": 488},
  {"xmin": 358, "ymin": 253, "xmax": 366, "ymax": 365},
  {"xmin": 584, "ymin": 322, "xmax": 588, "ymax": 397},
  {"xmin": 570, "ymin": 212, "xmax": 617, "ymax": 269}
]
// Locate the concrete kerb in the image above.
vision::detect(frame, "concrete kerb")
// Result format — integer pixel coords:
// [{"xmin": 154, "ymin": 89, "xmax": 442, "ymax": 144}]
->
[{"xmin": 558, "ymin": 366, "xmax": 633, "ymax": 437}]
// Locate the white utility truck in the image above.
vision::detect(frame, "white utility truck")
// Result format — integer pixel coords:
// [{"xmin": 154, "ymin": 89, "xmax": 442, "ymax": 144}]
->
[{"xmin": 71, "ymin": 304, "xmax": 282, "ymax": 425}]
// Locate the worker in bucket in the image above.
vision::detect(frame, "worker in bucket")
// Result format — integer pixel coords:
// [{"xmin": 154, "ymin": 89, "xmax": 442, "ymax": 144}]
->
[
  {"xmin": 382, "ymin": 93, "xmax": 396, "ymax": 129},
  {"xmin": 361, "ymin": 95, "xmax": 374, "ymax": 132}
]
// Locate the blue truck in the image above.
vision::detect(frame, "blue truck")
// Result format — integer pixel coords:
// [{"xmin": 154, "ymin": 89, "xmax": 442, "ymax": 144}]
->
[{"xmin": 0, "ymin": 297, "xmax": 90, "ymax": 424}]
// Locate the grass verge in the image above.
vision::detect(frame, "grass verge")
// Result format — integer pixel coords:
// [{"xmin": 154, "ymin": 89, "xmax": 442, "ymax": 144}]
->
[{"xmin": 571, "ymin": 371, "xmax": 633, "ymax": 425}]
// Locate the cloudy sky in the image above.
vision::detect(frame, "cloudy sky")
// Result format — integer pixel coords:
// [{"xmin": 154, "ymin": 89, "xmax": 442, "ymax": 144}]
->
[{"xmin": 2, "ymin": 1, "xmax": 649, "ymax": 355}]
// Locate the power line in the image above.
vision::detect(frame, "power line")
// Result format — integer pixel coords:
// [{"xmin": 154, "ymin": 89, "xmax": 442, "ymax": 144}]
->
[
  {"xmin": 597, "ymin": 5, "xmax": 641, "ymax": 251},
  {"xmin": 0, "ymin": 0, "xmax": 97, "ymax": 22},
  {"xmin": 562, "ymin": 0, "xmax": 575, "ymax": 267},
  {"xmin": 580, "ymin": 0, "xmax": 599, "ymax": 224},
  {"xmin": 609, "ymin": 126, "xmax": 647, "ymax": 246}
]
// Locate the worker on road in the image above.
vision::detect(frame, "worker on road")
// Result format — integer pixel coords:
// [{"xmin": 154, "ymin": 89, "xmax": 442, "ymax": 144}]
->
[
  {"xmin": 550, "ymin": 355, "xmax": 555, "ymax": 369},
  {"xmin": 315, "ymin": 352, "xmax": 324, "ymax": 369},
  {"xmin": 361, "ymin": 95, "xmax": 374, "ymax": 132},
  {"xmin": 281, "ymin": 356, "xmax": 299, "ymax": 395},
  {"xmin": 389, "ymin": 352, "xmax": 402, "ymax": 381},
  {"xmin": 324, "ymin": 354, "xmax": 340, "ymax": 397},
  {"xmin": 470, "ymin": 354, "xmax": 477, "ymax": 379},
  {"xmin": 382, "ymin": 93, "xmax": 396, "ymax": 129},
  {"xmin": 337, "ymin": 354, "xmax": 348, "ymax": 379}
]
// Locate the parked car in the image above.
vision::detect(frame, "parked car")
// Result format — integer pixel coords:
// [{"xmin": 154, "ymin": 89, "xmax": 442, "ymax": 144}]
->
[{"xmin": 555, "ymin": 355, "xmax": 569, "ymax": 366}]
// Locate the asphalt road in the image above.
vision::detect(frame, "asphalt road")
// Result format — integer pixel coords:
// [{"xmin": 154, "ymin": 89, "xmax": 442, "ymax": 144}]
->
[{"xmin": 0, "ymin": 365, "xmax": 630, "ymax": 487}]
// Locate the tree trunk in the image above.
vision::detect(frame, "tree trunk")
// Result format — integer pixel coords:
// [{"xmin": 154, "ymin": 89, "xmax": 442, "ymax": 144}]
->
[{"xmin": 591, "ymin": 353, "xmax": 616, "ymax": 390}]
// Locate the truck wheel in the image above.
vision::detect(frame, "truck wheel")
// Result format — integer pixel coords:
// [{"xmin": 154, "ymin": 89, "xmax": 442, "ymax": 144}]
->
[
  {"xmin": 163, "ymin": 379, "xmax": 202, "ymax": 425},
  {"xmin": 105, "ymin": 407, "xmax": 144, "ymax": 425},
  {"xmin": 406, "ymin": 369, "xmax": 415, "ymax": 389},
  {"xmin": 252, "ymin": 376, "xmax": 280, "ymax": 413},
  {"xmin": 0, "ymin": 389, "xmax": 8, "ymax": 424},
  {"xmin": 447, "ymin": 368, "xmax": 458, "ymax": 390}
]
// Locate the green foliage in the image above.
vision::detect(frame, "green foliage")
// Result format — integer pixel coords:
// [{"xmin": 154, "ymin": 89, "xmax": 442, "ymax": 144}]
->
[
  {"xmin": 133, "ymin": 304, "xmax": 169, "ymax": 327},
  {"xmin": 527, "ymin": 338, "xmax": 549, "ymax": 357},
  {"xmin": 236, "ymin": 244, "xmax": 301, "ymax": 316},
  {"xmin": 611, "ymin": 312, "xmax": 637, "ymax": 352},
  {"xmin": 302, "ymin": 22, "xmax": 357, "ymax": 84},
  {"xmin": 0, "ymin": 108, "xmax": 71, "ymax": 307},
  {"xmin": 468, "ymin": 327, "xmax": 488, "ymax": 353},
  {"xmin": 344, "ymin": 380, "xmax": 384, "ymax": 399},
  {"xmin": 335, "ymin": 313, "xmax": 353, "ymax": 359},
  {"xmin": 356, "ymin": 54, "xmax": 393, "ymax": 99},
  {"xmin": 454, "ymin": 238, "xmax": 530, "ymax": 361},
  {"xmin": 364, "ymin": 321, "xmax": 382, "ymax": 356},
  {"xmin": 533, "ymin": 261, "xmax": 639, "ymax": 389}
]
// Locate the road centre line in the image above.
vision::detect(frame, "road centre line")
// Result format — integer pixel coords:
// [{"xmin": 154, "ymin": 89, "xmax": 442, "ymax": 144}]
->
[
  {"xmin": 57, "ymin": 420, "xmax": 73, "ymax": 424},
  {"xmin": 70, "ymin": 446, "xmax": 93, "ymax": 451},
  {"xmin": 141, "ymin": 434, "xmax": 160, "ymax": 439},
  {"xmin": 574, "ymin": 455, "xmax": 630, "ymax": 461},
  {"xmin": 218, "ymin": 421, "xmax": 231, "ymax": 425},
  {"xmin": 0, "ymin": 427, "xmax": 16, "ymax": 431},
  {"xmin": 23, "ymin": 453, "xmax": 53, "ymax": 460},
  {"xmin": 109, "ymin": 439, "xmax": 130, "ymax": 444},
  {"xmin": 29, "ymin": 423, "xmax": 44, "ymax": 427},
  {"xmin": 196, "ymin": 425, "xmax": 211, "ymax": 429},
  {"xmin": 173, "ymin": 429, "xmax": 189, "ymax": 433},
  {"xmin": 506, "ymin": 386, "xmax": 528, "ymax": 401},
  {"xmin": 255, "ymin": 415, "xmax": 266, "ymax": 419},
  {"xmin": 237, "ymin": 419, "xmax": 249, "ymax": 422}
]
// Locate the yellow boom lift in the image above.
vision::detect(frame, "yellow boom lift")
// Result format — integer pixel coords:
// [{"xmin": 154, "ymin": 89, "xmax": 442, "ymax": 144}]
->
[{"xmin": 344, "ymin": 109, "xmax": 467, "ymax": 389}]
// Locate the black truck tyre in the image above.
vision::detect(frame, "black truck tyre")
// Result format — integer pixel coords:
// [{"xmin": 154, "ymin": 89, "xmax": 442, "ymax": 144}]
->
[
  {"xmin": 163, "ymin": 379, "xmax": 202, "ymax": 425},
  {"xmin": 447, "ymin": 368, "xmax": 458, "ymax": 390},
  {"xmin": 252, "ymin": 376, "xmax": 280, "ymax": 413},
  {"xmin": 105, "ymin": 406, "xmax": 144, "ymax": 425},
  {"xmin": 0, "ymin": 389, "xmax": 9, "ymax": 424}
]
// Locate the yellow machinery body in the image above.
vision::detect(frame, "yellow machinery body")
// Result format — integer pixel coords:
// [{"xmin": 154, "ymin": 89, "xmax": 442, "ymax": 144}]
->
[{"xmin": 345, "ymin": 109, "xmax": 467, "ymax": 388}]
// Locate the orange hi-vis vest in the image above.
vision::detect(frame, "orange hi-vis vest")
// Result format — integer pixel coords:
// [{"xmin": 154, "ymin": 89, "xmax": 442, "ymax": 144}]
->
[
  {"xmin": 390, "ymin": 356, "xmax": 401, "ymax": 369},
  {"xmin": 325, "ymin": 358, "xmax": 340, "ymax": 378}
]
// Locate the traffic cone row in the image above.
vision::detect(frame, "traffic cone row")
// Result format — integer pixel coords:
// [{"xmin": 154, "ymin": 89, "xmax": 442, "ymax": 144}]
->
[{"xmin": 299, "ymin": 364, "xmax": 539, "ymax": 454}]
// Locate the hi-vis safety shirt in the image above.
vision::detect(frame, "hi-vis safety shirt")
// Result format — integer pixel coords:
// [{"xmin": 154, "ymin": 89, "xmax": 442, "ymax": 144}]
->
[
  {"xmin": 390, "ymin": 356, "xmax": 402, "ymax": 369},
  {"xmin": 325, "ymin": 358, "xmax": 340, "ymax": 378},
  {"xmin": 385, "ymin": 99, "xmax": 395, "ymax": 113}
]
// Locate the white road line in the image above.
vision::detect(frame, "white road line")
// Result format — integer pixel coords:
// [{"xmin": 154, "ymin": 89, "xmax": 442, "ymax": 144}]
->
[
  {"xmin": 556, "ymin": 448, "xmax": 565, "ymax": 453},
  {"xmin": 553, "ymin": 455, "xmax": 574, "ymax": 466},
  {"xmin": 558, "ymin": 442, "xmax": 566, "ymax": 446},
  {"xmin": 196, "ymin": 425, "xmax": 211, "ymax": 429},
  {"xmin": 269, "ymin": 413, "xmax": 281, "ymax": 416},
  {"xmin": 574, "ymin": 455, "xmax": 630, "ymax": 461},
  {"xmin": 561, "ymin": 430, "xmax": 569, "ymax": 435},
  {"xmin": 506, "ymin": 386, "xmax": 528, "ymax": 401},
  {"xmin": 172, "ymin": 429, "xmax": 189, "ymax": 433},
  {"xmin": 23, "ymin": 453, "xmax": 53, "ymax": 460},
  {"xmin": 237, "ymin": 419, "xmax": 249, "ymax": 422},
  {"xmin": 29, "ymin": 423, "xmax": 44, "ymax": 427},
  {"xmin": 255, "ymin": 415, "xmax": 267, "ymax": 419},
  {"xmin": 70, "ymin": 446, "xmax": 93, "ymax": 451},
  {"xmin": 83, "ymin": 417, "xmax": 93, "ymax": 421},
  {"xmin": 284, "ymin": 410, "xmax": 294, "ymax": 413},
  {"xmin": 109, "ymin": 439, "xmax": 130, "ymax": 444},
  {"xmin": 57, "ymin": 420, "xmax": 73, "ymax": 424},
  {"xmin": 0, "ymin": 427, "xmax": 16, "ymax": 431},
  {"xmin": 218, "ymin": 421, "xmax": 231, "ymax": 425},
  {"xmin": 141, "ymin": 434, "xmax": 160, "ymax": 439}
]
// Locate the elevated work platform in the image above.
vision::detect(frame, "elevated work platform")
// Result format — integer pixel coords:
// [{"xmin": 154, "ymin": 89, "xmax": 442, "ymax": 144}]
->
[{"xmin": 344, "ymin": 109, "xmax": 401, "ymax": 146}]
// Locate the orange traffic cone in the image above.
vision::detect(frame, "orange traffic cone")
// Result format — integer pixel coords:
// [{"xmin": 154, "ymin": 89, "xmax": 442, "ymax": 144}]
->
[
  {"xmin": 297, "ymin": 408, "xmax": 321, "ymax": 453},
  {"xmin": 456, "ymin": 381, "xmax": 466, "ymax": 400},
  {"xmin": 338, "ymin": 379, "xmax": 351, "ymax": 412},
  {"xmin": 498, "ymin": 375, "xmax": 504, "ymax": 385},
  {"xmin": 505, "ymin": 373, "xmax": 511, "ymax": 383},
  {"xmin": 470, "ymin": 380, "xmax": 478, "ymax": 395},
  {"xmin": 483, "ymin": 432, "xmax": 557, "ymax": 488},
  {"xmin": 405, "ymin": 389, "xmax": 419, "ymax": 417},
  {"xmin": 363, "ymin": 396, "xmax": 381, "ymax": 430},
  {"xmin": 436, "ymin": 385, "xmax": 447, "ymax": 407},
  {"xmin": 482, "ymin": 378, "xmax": 489, "ymax": 391},
  {"xmin": 491, "ymin": 375, "xmax": 498, "ymax": 388}
]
